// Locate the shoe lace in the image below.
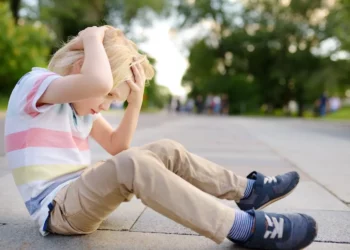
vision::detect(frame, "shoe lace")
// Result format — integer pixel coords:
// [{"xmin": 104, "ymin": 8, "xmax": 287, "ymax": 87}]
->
[
  {"xmin": 264, "ymin": 176, "xmax": 277, "ymax": 184},
  {"xmin": 264, "ymin": 215, "xmax": 284, "ymax": 239}
]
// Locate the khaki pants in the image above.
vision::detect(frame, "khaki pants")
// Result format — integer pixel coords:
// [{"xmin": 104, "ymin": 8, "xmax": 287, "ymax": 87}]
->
[{"xmin": 48, "ymin": 139, "xmax": 247, "ymax": 244}]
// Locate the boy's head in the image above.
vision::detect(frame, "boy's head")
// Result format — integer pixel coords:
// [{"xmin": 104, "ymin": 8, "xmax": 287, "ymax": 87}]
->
[{"xmin": 47, "ymin": 25, "xmax": 155, "ymax": 115}]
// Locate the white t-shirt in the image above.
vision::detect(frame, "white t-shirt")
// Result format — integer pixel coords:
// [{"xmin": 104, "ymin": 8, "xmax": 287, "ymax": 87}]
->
[{"xmin": 5, "ymin": 67, "xmax": 99, "ymax": 236}]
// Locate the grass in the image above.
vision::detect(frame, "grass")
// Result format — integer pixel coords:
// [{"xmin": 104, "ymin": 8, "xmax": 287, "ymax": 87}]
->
[
  {"xmin": 0, "ymin": 94, "xmax": 346, "ymax": 119},
  {"xmin": 324, "ymin": 106, "xmax": 350, "ymax": 121},
  {"xmin": 141, "ymin": 107, "xmax": 162, "ymax": 113},
  {"xmin": 0, "ymin": 96, "xmax": 9, "ymax": 112},
  {"xmin": 244, "ymin": 106, "xmax": 350, "ymax": 121},
  {"xmin": 0, "ymin": 95, "xmax": 162, "ymax": 114}
]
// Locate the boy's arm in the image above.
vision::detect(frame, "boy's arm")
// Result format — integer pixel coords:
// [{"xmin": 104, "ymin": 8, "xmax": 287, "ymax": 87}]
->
[
  {"xmin": 90, "ymin": 103, "xmax": 141, "ymax": 155},
  {"xmin": 90, "ymin": 62, "xmax": 146, "ymax": 155},
  {"xmin": 38, "ymin": 27, "xmax": 113, "ymax": 105}
]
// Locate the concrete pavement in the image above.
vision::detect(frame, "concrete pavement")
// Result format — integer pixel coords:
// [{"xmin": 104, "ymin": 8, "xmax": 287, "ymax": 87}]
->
[{"xmin": 1, "ymin": 113, "xmax": 349, "ymax": 249}]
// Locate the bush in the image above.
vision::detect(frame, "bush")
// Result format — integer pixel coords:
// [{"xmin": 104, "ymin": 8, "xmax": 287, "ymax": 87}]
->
[{"xmin": 0, "ymin": 3, "xmax": 52, "ymax": 96}]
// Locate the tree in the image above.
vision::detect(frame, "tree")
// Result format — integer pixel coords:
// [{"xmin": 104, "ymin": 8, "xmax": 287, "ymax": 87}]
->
[
  {"xmin": 176, "ymin": 0, "xmax": 337, "ymax": 116},
  {"xmin": 11, "ymin": 0, "xmax": 171, "ymax": 109},
  {"xmin": 0, "ymin": 2, "xmax": 52, "ymax": 96},
  {"xmin": 35, "ymin": 0, "xmax": 169, "ymax": 46},
  {"xmin": 10, "ymin": 0, "xmax": 21, "ymax": 24}
]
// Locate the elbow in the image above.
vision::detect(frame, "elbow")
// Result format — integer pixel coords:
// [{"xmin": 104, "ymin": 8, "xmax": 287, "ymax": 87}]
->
[
  {"xmin": 88, "ymin": 76, "xmax": 113, "ymax": 95},
  {"xmin": 109, "ymin": 144, "xmax": 130, "ymax": 156}
]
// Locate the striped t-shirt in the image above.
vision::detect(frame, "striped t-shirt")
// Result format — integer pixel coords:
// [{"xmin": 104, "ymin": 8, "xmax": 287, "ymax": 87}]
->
[{"xmin": 5, "ymin": 67, "xmax": 99, "ymax": 236}]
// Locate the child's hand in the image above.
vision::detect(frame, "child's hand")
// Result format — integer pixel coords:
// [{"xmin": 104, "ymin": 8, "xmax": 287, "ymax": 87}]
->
[
  {"xmin": 70, "ymin": 26, "xmax": 108, "ymax": 50},
  {"xmin": 126, "ymin": 59, "xmax": 146, "ymax": 107}
]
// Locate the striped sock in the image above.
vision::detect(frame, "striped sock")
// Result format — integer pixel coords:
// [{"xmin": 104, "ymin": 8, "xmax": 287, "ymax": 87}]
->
[
  {"xmin": 227, "ymin": 210, "xmax": 254, "ymax": 242},
  {"xmin": 242, "ymin": 179, "xmax": 255, "ymax": 199}
]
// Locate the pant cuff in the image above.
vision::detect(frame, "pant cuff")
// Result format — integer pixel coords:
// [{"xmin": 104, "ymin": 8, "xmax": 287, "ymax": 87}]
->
[
  {"xmin": 210, "ymin": 206, "xmax": 236, "ymax": 244},
  {"xmin": 236, "ymin": 175, "xmax": 248, "ymax": 200}
]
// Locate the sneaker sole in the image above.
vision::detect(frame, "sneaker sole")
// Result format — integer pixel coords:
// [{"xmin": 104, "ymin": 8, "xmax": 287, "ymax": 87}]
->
[{"xmin": 256, "ymin": 183, "xmax": 298, "ymax": 210}]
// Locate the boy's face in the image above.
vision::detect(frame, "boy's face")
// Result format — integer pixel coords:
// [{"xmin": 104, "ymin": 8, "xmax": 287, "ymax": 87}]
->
[{"xmin": 72, "ymin": 81, "xmax": 131, "ymax": 116}]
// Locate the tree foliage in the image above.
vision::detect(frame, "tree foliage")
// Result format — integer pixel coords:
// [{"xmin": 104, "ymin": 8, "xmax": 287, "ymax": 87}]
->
[
  {"xmin": 177, "ymin": 0, "xmax": 347, "ymax": 116},
  {"xmin": 0, "ymin": 2, "xmax": 52, "ymax": 95}
]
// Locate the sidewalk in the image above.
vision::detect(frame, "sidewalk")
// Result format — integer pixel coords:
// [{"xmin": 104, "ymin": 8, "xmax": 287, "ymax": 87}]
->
[{"xmin": 1, "ymin": 114, "xmax": 349, "ymax": 249}]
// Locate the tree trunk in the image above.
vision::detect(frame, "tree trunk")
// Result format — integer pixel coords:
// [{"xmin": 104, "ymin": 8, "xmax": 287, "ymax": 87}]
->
[{"xmin": 10, "ymin": 0, "xmax": 21, "ymax": 25}]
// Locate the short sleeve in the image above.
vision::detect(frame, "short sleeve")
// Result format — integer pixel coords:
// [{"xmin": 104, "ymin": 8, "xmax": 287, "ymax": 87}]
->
[{"xmin": 22, "ymin": 71, "xmax": 62, "ymax": 117}]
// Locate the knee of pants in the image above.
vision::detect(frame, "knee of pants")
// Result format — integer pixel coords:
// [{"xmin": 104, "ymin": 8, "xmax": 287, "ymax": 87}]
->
[
  {"xmin": 148, "ymin": 138, "xmax": 185, "ymax": 155},
  {"xmin": 110, "ymin": 147, "xmax": 164, "ymax": 198},
  {"xmin": 109, "ymin": 148, "xmax": 143, "ymax": 189},
  {"xmin": 111, "ymin": 147, "xmax": 141, "ymax": 172}
]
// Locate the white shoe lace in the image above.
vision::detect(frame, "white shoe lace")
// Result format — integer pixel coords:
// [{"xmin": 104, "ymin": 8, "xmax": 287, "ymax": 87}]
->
[
  {"xmin": 264, "ymin": 215, "xmax": 284, "ymax": 239},
  {"xmin": 264, "ymin": 176, "xmax": 277, "ymax": 184}
]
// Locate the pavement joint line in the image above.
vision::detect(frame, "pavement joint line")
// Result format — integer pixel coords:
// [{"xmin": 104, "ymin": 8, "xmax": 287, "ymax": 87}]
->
[
  {"xmin": 95, "ymin": 228, "xmax": 197, "ymax": 236},
  {"xmin": 127, "ymin": 230, "xmax": 198, "ymax": 236},
  {"xmin": 314, "ymin": 240, "xmax": 350, "ymax": 244},
  {"xmin": 129, "ymin": 206, "xmax": 148, "ymax": 231},
  {"xmin": 97, "ymin": 228, "xmax": 129, "ymax": 232},
  {"xmin": 95, "ymin": 230, "xmax": 350, "ymax": 244},
  {"xmin": 97, "ymin": 228, "xmax": 199, "ymax": 237},
  {"xmin": 237, "ymin": 122, "xmax": 350, "ymax": 207}
]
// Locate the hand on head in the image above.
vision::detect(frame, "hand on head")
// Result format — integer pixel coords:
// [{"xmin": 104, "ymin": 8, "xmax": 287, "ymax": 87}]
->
[
  {"xmin": 126, "ymin": 57, "xmax": 146, "ymax": 106},
  {"xmin": 70, "ymin": 26, "xmax": 109, "ymax": 50}
]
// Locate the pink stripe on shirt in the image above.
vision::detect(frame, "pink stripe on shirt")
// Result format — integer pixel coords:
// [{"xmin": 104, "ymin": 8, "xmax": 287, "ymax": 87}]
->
[
  {"xmin": 24, "ymin": 73, "xmax": 56, "ymax": 117},
  {"xmin": 6, "ymin": 128, "xmax": 89, "ymax": 152}
]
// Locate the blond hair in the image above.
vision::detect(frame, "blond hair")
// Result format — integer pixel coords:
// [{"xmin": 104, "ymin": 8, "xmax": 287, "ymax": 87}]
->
[{"xmin": 48, "ymin": 25, "xmax": 155, "ymax": 87}]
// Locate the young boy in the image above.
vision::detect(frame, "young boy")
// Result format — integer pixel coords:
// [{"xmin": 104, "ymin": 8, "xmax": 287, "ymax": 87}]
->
[{"xmin": 5, "ymin": 25, "xmax": 317, "ymax": 250}]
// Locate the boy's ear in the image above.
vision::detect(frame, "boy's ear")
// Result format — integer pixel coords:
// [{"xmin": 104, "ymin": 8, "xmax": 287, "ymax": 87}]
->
[
  {"xmin": 72, "ymin": 58, "xmax": 84, "ymax": 73},
  {"xmin": 77, "ymin": 57, "xmax": 84, "ymax": 68}
]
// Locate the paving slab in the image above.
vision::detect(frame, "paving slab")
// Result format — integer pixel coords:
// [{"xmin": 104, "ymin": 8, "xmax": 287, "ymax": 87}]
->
[
  {"xmin": 291, "ymin": 210, "xmax": 350, "ymax": 244},
  {"xmin": 0, "ymin": 157, "xmax": 9, "ymax": 178},
  {"xmin": 191, "ymin": 151, "xmax": 282, "ymax": 159},
  {"xmin": 0, "ymin": 172, "xmax": 147, "ymax": 230},
  {"xmin": 199, "ymin": 156, "xmax": 295, "ymax": 168},
  {"xmin": 179, "ymin": 143, "xmax": 274, "ymax": 153},
  {"xmin": 0, "ymin": 225, "xmax": 349, "ymax": 250},
  {"xmin": 0, "ymin": 174, "xmax": 32, "ymax": 225},
  {"xmin": 131, "ymin": 206, "xmax": 350, "ymax": 243},
  {"xmin": 0, "ymin": 172, "xmax": 146, "ymax": 231},
  {"xmin": 1, "ymin": 115, "xmax": 350, "ymax": 249},
  {"xmin": 99, "ymin": 197, "xmax": 146, "ymax": 231},
  {"xmin": 237, "ymin": 118, "xmax": 350, "ymax": 203},
  {"xmin": 0, "ymin": 226, "xmax": 239, "ymax": 250},
  {"xmin": 309, "ymin": 243, "xmax": 350, "ymax": 249},
  {"xmin": 130, "ymin": 207, "xmax": 197, "ymax": 236},
  {"xmin": 264, "ymin": 181, "xmax": 349, "ymax": 211}
]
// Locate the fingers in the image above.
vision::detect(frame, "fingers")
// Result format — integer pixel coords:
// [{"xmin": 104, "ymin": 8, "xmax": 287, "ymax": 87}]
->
[
  {"xmin": 70, "ymin": 37, "xmax": 83, "ymax": 50},
  {"xmin": 99, "ymin": 26, "xmax": 109, "ymax": 33},
  {"xmin": 131, "ymin": 64, "xmax": 141, "ymax": 83},
  {"xmin": 131, "ymin": 57, "xmax": 146, "ymax": 84},
  {"xmin": 134, "ymin": 57, "xmax": 145, "ymax": 75},
  {"xmin": 126, "ymin": 80, "xmax": 140, "ymax": 92},
  {"xmin": 136, "ymin": 63, "xmax": 145, "ymax": 76},
  {"xmin": 75, "ymin": 26, "xmax": 107, "ymax": 45}
]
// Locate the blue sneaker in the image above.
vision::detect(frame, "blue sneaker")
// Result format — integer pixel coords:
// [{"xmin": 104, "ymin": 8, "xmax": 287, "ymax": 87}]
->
[
  {"xmin": 230, "ymin": 210, "xmax": 318, "ymax": 250},
  {"xmin": 238, "ymin": 171, "xmax": 300, "ymax": 211}
]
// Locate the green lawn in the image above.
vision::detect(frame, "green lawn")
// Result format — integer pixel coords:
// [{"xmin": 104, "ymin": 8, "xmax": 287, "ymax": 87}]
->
[
  {"xmin": 0, "ymin": 95, "xmax": 347, "ymax": 120},
  {"xmin": 324, "ymin": 106, "xmax": 350, "ymax": 120},
  {"xmin": 0, "ymin": 96, "xmax": 9, "ymax": 111},
  {"xmin": 244, "ymin": 106, "xmax": 350, "ymax": 121},
  {"xmin": 0, "ymin": 95, "xmax": 162, "ymax": 114}
]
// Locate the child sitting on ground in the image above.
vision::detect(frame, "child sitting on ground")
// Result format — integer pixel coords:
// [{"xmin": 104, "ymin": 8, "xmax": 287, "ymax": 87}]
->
[{"xmin": 5, "ymin": 25, "xmax": 317, "ymax": 250}]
